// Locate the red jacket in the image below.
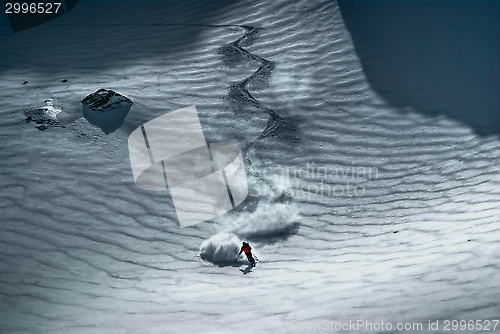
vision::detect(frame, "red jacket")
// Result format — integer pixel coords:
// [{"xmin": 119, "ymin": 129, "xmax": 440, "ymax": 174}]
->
[{"xmin": 241, "ymin": 244, "xmax": 251, "ymax": 254}]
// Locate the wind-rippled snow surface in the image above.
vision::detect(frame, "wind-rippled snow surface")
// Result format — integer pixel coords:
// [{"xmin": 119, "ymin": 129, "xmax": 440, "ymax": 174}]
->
[{"xmin": 1, "ymin": 1, "xmax": 499, "ymax": 333}]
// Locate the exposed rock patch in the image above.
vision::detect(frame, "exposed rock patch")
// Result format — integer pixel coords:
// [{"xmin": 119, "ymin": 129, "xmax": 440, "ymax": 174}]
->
[{"xmin": 24, "ymin": 99, "xmax": 61, "ymax": 131}]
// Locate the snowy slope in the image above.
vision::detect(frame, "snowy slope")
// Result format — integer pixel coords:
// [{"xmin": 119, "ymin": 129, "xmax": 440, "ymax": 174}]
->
[{"xmin": 0, "ymin": 1, "xmax": 499, "ymax": 333}]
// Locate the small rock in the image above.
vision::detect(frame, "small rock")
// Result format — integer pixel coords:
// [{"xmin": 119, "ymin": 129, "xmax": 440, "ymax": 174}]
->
[
  {"xmin": 24, "ymin": 99, "xmax": 61, "ymax": 131},
  {"xmin": 23, "ymin": 81, "xmax": 28, "ymax": 85},
  {"xmin": 62, "ymin": 79, "xmax": 67, "ymax": 83}
]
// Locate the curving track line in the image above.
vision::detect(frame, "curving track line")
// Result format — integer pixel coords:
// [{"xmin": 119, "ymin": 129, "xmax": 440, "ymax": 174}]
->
[{"xmin": 221, "ymin": 25, "xmax": 289, "ymax": 150}]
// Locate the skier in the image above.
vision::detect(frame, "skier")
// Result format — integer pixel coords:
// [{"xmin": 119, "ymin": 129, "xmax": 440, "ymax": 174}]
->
[{"xmin": 236, "ymin": 241, "xmax": 256, "ymax": 267}]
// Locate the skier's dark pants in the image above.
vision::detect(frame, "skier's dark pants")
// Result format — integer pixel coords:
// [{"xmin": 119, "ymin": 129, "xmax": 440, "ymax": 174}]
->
[{"xmin": 246, "ymin": 252, "xmax": 255, "ymax": 264}]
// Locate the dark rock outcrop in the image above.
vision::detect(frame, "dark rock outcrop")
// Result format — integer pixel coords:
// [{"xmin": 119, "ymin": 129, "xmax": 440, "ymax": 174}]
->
[{"xmin": 81, "ymin": 89, "xmax": 132, "ymax": 134}]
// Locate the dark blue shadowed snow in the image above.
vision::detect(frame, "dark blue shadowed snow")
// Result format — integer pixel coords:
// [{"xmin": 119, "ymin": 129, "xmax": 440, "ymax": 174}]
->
[
  {"xmin": 338, "ymin": 0, "xmax": 500, "ymax": 136},
  {"xmin": 0, "ymin": 0, "xmax": 499, "ymax": 333}
]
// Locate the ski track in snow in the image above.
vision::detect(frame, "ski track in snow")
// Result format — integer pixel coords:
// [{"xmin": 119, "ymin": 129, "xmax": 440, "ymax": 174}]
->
[
  {"xmin": 0, "ymin": 1, "xmax": 499, "ymax": 333},
  {"xmin": 222, "ymin": 25, "xmax": 287, "ymax": 148}
]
